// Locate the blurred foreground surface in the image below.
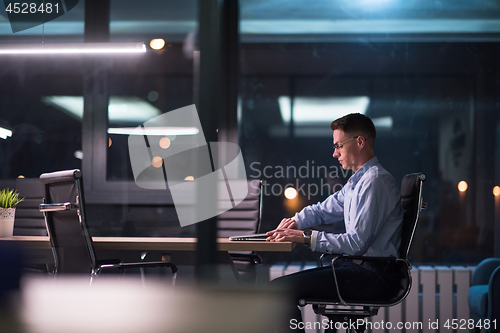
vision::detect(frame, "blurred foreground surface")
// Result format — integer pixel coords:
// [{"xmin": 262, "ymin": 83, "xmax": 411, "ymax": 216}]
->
[{"xmin": 2, "ymin": 275, "xmax": 288, "ymax": 333}]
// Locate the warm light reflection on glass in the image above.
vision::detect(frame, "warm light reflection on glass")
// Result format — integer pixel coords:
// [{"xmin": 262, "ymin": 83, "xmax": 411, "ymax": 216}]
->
[
  {"xmin": 284, "ymin": 187, "xmax": 298, "ymax": 200},
  {"xmin": 150, "ymin": 39, "xmax": 166, "ymax": 50},
  {"xmin": 159, "ymin": 137, "xmax": 171, "ymax": 149},
  {"xmin": 184, "ymin": 176, "xmax": 195, "ymax": 181},
  {"xmin": 108, "ymin": 138, "xmax": 112, "ymax": 147},
  {"xmin": 494, "ymin": 186, "xmax": 500, "ymax": 197},
  {"xmin": 458, "ymin": 181, "xmax": 468, "ymax": 192},
  {"xmin": 152, "ymin": 156, "xmax": 163, "ymax": 168}
]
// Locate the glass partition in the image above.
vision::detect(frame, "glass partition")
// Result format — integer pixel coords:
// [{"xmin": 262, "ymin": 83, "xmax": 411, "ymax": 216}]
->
[
  {"xmin": 0, "ymin": 0, "xmax": 498, "ymax": 261},
  {"xmin": 234, "ymin": 1, "xmax": 500, "ymax": 265},
  {"xmin": 0, "ymin": 0, "xmax": 85, "ymax": 179}
]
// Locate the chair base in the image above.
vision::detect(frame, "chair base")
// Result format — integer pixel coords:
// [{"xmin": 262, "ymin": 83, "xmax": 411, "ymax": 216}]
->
[{"xmin": 299, "ymin": 299, "xmax": 379, "ymax": 333}]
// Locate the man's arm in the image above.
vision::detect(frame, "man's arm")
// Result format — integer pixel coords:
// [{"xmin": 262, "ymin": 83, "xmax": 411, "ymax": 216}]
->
[
  {"xmin": 294, "ymin": 185, "xmax": 345, "ymax": 229},
  {"xmin": 313, "ymin": 176, "xmax": 402, "ymax": 256},
  {"xmin": 267, "ymin": 173, "xmax": 402, "ymax": 257},
  {"xmin": 266, "ymin": 188, "xmax": 346, "ymax": 243}
]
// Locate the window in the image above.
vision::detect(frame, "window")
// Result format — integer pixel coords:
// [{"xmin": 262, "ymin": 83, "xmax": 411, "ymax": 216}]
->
[{"xmin": 239, "ymin": 42, "xmax": 497, "ymax": 264}]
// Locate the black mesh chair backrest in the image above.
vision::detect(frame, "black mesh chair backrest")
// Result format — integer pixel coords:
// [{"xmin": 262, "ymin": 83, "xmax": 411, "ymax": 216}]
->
[
  {"xmin": 40, "ymin": 169, "xmax": 96, "ymax": 275},
  {"xmin": 217, "ymin": 179, "xmax": 263, "ymax": 238},
  {"xmin": 398, "ymin": 173, "xmax": 426, "ymax": 260}
]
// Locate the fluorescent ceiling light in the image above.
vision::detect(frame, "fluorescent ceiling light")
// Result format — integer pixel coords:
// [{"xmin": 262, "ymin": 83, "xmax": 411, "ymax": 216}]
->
[
  {"xmin": 43, "ymin": 96, "xmax": 161, "ymax": 124},
  {"xmin": 108, "ymin": 127, "xmax": 199, "ymax": 136},
  {"xmin": 241, "ymin": 19, "xmax": 500, "ymax": 35},
  {"xmin": 372, "ymin": 116, "xmax": 393, "ymax": 129},
  {"xmin": 278, "ymin": 96, "xmax": 370, "ymax": 124},
  {"xmin": 0, "ymin": 42, "xmax": 146, "ymax": 55},
  {"xmin": 0, "ymin": 127, "xmax": 12, "ymax": 139}
]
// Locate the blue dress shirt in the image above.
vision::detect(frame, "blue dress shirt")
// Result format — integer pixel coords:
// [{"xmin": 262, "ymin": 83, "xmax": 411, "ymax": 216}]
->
[{"xmin": 294, "ymin": 157, "xmax": 403, "ymax": 257}]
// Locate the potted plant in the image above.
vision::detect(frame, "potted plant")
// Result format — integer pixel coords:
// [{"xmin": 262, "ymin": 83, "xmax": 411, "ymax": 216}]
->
[{"xmin": 0, "ymin": 188, "xmax": 24, "ymax": 237}]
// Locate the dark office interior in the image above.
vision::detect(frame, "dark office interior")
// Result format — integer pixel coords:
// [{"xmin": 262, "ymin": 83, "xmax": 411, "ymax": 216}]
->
[{"xmin": 1, "ymin": 0, "xmax": 500, "ymax": 331}]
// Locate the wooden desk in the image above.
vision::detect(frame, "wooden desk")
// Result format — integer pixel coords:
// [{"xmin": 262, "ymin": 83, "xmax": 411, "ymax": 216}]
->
[
  {"xmin": 0, "ymin": 236, "xmax": 292, "ymax": 252},
  {"xmin": 1, "ymin": 236, "xmax": 292, "ymax": 283}
]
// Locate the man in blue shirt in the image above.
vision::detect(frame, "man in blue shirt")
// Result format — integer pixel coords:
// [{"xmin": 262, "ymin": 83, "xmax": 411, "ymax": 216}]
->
[{"xmin": 267, "ymin": 113, "xmax": 403, "ymax": 331}]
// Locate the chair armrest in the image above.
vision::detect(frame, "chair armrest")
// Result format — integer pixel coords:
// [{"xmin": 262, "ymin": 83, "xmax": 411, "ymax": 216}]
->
[
  {"xmin": 332, "ymin": 255, "xmax": 398, "ymax": 262},
  {"xmin": 99, "ymin": 261, "xmax": 178, "ymax": 274},
  {"xmin": 472, "ymin": 258, "xmax": 500, "ymax": 286},
  {"xmin": 97, "ymin": 259, "xmax": 121, "ymax": 266},
  {"xmin": 121, "ymin": 261, "xmax": 178, "ymax": 274},
  {"xmin": 229, "ymin": 253, "xmax": 262, "ymax": 264},
  {"xmin": 39, "ymin": 202, "xmax": 79, "ymax": 212},
  {"xmin": 319, "ymin": 253, "xmax": 335, "ymax": 267},
  {"xmin": 319, "ymin": 253, "xmax": 398, "ymax": 267}
]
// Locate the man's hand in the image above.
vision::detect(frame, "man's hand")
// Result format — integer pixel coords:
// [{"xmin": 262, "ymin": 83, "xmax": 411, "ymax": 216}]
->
[
  {"xmin": 266, "ymin": 227, "xmax": 304, "ymax": 243},
  {"xmin": 266, "ymin": 217, "xmax": 303, "ymax": 243},
  {"xmin": 276, "ymin": 217, "xmax": 298, "ymax": 230}
]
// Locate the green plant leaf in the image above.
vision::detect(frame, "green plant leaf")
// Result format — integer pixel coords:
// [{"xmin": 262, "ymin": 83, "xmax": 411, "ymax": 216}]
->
[{"xmin": 0, "ymin": 188, "xmax": 24, "ymax": 208}]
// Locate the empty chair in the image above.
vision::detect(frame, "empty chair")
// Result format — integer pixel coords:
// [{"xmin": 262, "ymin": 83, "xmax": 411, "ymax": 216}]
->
[
  {"xmin": 217, "ymin": 179, "xmax": 263, "ymax": 283},
  {"xmin": 39, "ymin": 169, "xmax": 177, "ymax": 285},
  {"xmin": 14, "ymin": 178, "xmax": 47, "ymax": 236}
]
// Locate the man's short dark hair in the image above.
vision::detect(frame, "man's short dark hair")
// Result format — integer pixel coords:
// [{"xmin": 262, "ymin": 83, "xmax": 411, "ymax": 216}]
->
[{"xmin": 331, "ymin": 113, "xmax": 376, "ymax": 144}]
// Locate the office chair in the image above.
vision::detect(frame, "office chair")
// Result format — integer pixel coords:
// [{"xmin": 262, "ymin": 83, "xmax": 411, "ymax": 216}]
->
[
  {"xmin": 298, "ymin": 172, "xmax": 427, "ymax": 333},
  {"xmin": 217, "ymin": 179, "xmax": 263, "ymax": 283},
  {"xmin": 14, "ymin": 178, "xmax": 53, "ymax": 273},
  {"xmin": 468, "ymin": 258, "xmax": 500, "ymax": 332},
  {"xmin": 14, "ymin": 178, "xmax": 47, "ymax": 236},
  {"xmin": 39, "ymin": 169, "xmax": 178, "ymax": 285}
]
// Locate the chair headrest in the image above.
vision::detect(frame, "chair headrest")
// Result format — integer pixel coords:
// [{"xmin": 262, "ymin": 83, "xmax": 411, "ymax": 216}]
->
[
  {"xmin": 39, "ymin": 169, "xmax": 82, "ymax": 185},
  {"xmin": 401, "ymin": 173, "xmax": 426, "ymax": 199}
]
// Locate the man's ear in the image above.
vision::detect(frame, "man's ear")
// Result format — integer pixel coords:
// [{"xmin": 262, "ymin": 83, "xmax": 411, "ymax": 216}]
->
[{"xmin": 357, "ymin": 135, "xmax": 366, "ymax": 149}]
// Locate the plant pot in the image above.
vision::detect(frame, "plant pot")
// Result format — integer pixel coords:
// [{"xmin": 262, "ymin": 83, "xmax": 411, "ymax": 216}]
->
[{"xmin": 0, "ymin": 208, "xmax": 15, "ymax": 237}]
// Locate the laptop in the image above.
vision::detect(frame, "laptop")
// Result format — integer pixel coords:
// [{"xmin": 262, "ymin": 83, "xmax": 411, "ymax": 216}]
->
[{"xmin": 229, "ymin": 233, "xmax": 268, "ymax": 241}]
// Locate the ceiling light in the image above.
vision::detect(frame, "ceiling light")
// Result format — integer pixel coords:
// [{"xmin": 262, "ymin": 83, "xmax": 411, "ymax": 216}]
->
[
  {"xmin": 284, "ymin": 187, "xmax": 298, "ymax": 200},
  {"xmin": 494, "ymin": 186, "xmax": 500, "ymax": 197},
  {"xmin": 43, "ymin": 96, "xmax": 161, "ymax": 123},
  {"xmin": 0, "ymin": 42, "xmax": 146, "ymax": 55},
  {"xmin": 278, "ymin": 96, "xmax": 370, "ymax": 124},
  {"xmin": 0, "ymin": 127, "xmax": 12, "ymax": 139},
  {"xmin": 150, "ymin": 39, "xmax": 165, "ymax": 50},
  {"xmin": 458, "ymin": 181, "xmax": 468, "ymax": 192},
  {"xmin": 371, "ymin": 116, "xmax": 393, "ymax": 130}
]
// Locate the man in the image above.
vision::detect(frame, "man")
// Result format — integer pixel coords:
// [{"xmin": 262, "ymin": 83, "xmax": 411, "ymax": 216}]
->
[{"xmin": 267, "ymin": 113, "xmax": 403, "ymax": 330}]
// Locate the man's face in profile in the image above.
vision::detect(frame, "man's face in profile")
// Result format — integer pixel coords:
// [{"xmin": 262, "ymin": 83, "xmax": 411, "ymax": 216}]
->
[{"xmin": 332, "ymin": 130, "xmax": 359, "ymax": 170}]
